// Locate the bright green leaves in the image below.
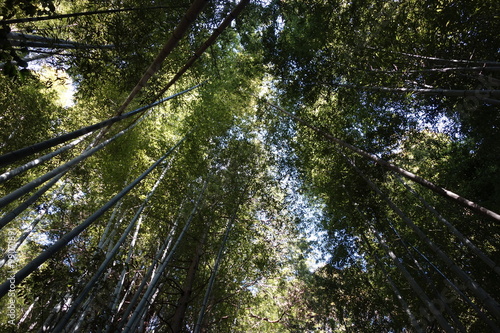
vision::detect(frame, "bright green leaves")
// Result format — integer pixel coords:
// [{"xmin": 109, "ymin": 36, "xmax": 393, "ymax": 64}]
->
[{"xmin": 0, "ymin": 75, "xmax": 60, "ymax": 153}]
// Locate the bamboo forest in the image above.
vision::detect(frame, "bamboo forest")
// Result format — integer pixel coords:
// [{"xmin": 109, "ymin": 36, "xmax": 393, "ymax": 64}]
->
[{"xmin": 0, "ymin": 0, "xmax": 499, "ymax": 332}]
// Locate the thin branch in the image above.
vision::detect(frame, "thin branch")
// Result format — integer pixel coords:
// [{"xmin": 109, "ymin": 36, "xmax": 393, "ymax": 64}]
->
[
  {"xmin": 0, "ymin": 6, "xmax": 184, "ymax": 25},
  {"xmin": 262, "ymin": 98, "xmax": 500, "ymax": 222}
]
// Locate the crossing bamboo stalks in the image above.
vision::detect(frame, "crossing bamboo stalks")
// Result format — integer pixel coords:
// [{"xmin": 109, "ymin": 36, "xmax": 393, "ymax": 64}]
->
[
  {"xmin": 153, "ymin": 0, "xmax": 250, "ymax": 100},
  {"xmin": 0, "ymin": 180, "xmax": 65, "ymax": 268},
  {"xmin": 0, "ymin": 125, "xmax": 131, "ymax": 210},
  {"xmin": 0, "ymin": 85, "xmax": 200, "ymax": 167},
  {"xmin": 52, "ymin": 164, "xmax": 170, "ymax": 332},
  {"xmin": 122, "ymin": 179, "xmax": 209, "ymax": 333},
  {"xmin": 344, "ymin": 154, "xmax": 500, "ymax": 321},
  {"xmin": 194, "ymin": 217, "xmax": 234, "ymax": 332},
  {"xmin": 0, "ymin": 134, "xmax": 190, "ymax": 298},
  {"xmin": 116, "ymin": 0, "xmax": 208, "ymax": 115}
]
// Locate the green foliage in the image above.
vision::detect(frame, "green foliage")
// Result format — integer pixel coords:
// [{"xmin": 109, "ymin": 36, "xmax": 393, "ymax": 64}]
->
[{"xmin": 1, "ymin": 0, "xmax": 499, "ymax": 331}]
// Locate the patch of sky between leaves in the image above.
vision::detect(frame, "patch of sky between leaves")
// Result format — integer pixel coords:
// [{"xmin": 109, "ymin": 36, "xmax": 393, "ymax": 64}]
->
[
  {"xmin": 28, "ymin": 59, "xmax": 76, "ymax": 108},
  {"xmin": 231, "ymin": 117, "xmax": 330, "ymax": 273},
  {"xmin": 255, "ymin": 76, "xmax": 333, "ymax": 272},
  {"xmin": 266, "ymin": 134, "xmax": 332, "ymax": 272}
]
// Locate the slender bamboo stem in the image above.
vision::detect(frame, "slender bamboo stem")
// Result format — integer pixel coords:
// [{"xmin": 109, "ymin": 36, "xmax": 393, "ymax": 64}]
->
[
  {"xmin": 153, "ymin": 0, "xmax": 250, "ymax": 100},
  {"xmin": 0, "ymin": 6, "xmax": 182, "ymax": 24},
  {"xmin": 395, "ymin": 175, "xmax": 500, "ymax": 277},
  {"xmin": 0, "ymin": 85, "xmax": 199, "ymax": 167},
  {"xmin": 114, "ymin": 201, "xmax": 186, "ymax": 331},
  {"xmin": 344, "ymin": 154, "xmax": 500, "ymax": 321},
  {"xmin": 385, "ymin": 220, "xmax": 467, "ymax": 332},
  {"xmin": 371, "ymin": 229, "xmax": 455, "ymax": 332},
  {"xmin": 116, "ymin": 0, "xmax": 208, "ymax": 115},
  {"xmin": 52, "ymin": 165, "xmax": 170, "ymax": 331},
  {"xmin": 263, "ymin": 99, "xmax": 500, "ymax": 222},
  {"xmin": 0, "ymin": 133, "xmax": 90, "ymax": 184},
  {"xmin": 360, "ymin": 232, "xmax": 424, "ymax": 333},
  {"xmin": 0, "ymin": 134, "xmax": 189, "ymax": 298},
  {"xmin": 122, "ymin": 179, "xmax": 209, "ymax": 333}
]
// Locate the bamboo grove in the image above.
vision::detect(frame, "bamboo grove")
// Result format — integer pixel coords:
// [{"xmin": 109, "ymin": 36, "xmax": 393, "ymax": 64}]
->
[{"xmin": 0, "ymin": 0, "xmax": 499, "ymax": 332}]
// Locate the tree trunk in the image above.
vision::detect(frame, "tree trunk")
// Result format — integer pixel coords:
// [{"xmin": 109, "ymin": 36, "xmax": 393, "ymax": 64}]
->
[
  {"xmin": 0, "ymin": 53, "xmax": 52, "ymax": 69},
  {"xmin": 384, "ymin": 221, "xmax": 467, "ymax": 332},
  {"xmin": 170, "ymin": 224, "xmax": 209, "ymax": 333},
  {"xmin": 18, "ymin": 297, "xmax": 38, "ymax": 327},
  {"xmin": 408, "ymin": 239, "xmax": 500, "ymax": 331},
  {"xmin": 97, "ymin": 200, "xmax": 124, "ymax": 250},
  {"xmin": 0, "ymin": 125, "xmax": 134, "ymax": 209},
  {"xmin": 361, "ymin": 66, "xmax": 500, "ymax": 74},
  {"xmin": 367, "ymin": 47, "xmax": 500, "ymax": 66},
  {"xmin": 107, "ymin": 215, "xmax": 144, "ymax": 323},
  {"xmin": 116, "ymin": 0, "xmax": 208, "ymax": 115},
  {"xmin": 122, "ymin": 180, "xmax": 209, "ymax": 333},
  {"xmin": 0, "ymin": 134, "xmax": 90, "ymax": 184},
  {"xmin": 0, "ymin": 180, "xmax": 66, "ymax": 268}
]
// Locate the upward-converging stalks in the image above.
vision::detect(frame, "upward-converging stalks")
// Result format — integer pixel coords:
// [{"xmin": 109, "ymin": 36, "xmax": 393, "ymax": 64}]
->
[
  {"xmin": 194, "ymin": 216, "xmax": 234, "ymax": 332},
  {"xmin": 170, "ymin": 218, "xmax": 211, "ymax": 333},
  {"xmin": 0, "ymin": 134, "xmax": 191, "ymax": 299},
  {"xmin": 395, "ymin": 175, "xmax": 500, "ymax": 277},
  {"xmin": 0, "ymin": 179, "xmax": 66, "ymax": 269},
  {"xmin": 384, "ymin": 220, "xmax": 468, "ymax": 332},
  {"xmin": 0, "ymin": 119, "xmax": 138, "ymax": 210},
  {"xmin": 194, "ymin": 183, "xmax": 249, "ymax": 332},
  {"xmin": 122, "ymin": 179, "xmax": 209, "ymax": 333},
  {"xmin": 370, "ymin": 228, "xmax": 456, "ymax": 332},
  {"xmin": 344, "ymin": 154, "xmax": 500, "ymax": 322},
  {"xmin": 111, "ymin": 199, "xmax": 186, "ymax": 332},
  {"xmin": 52, "ymin": 164, "xmax": 170, "ymax": 332},
  {"xmin": 153, "ymin": 0, "xmax": 250, "ymax": 100},
  {"xmin": 360, "ymin": 232, "xmax": 424, "ymax": 333}
]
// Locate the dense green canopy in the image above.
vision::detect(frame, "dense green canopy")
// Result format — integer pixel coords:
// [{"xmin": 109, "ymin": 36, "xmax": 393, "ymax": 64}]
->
[{"xmin": 0, "ymin": 0, "xmax": 499, "ymax": 332}]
